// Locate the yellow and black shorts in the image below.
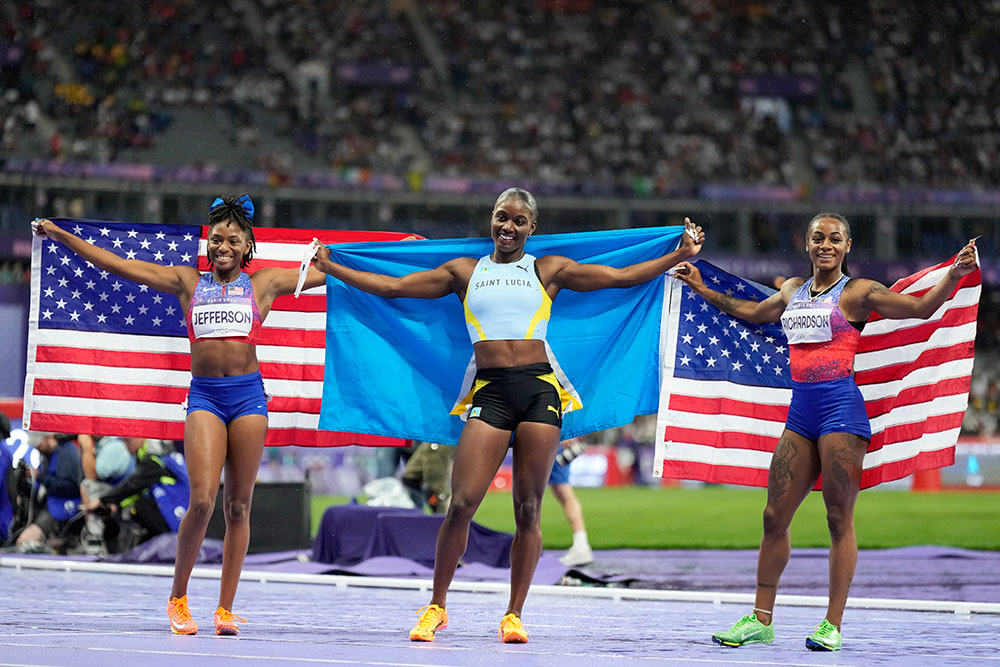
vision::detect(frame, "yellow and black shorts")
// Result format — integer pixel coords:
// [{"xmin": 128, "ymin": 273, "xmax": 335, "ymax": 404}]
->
[{"xmin": 468, "ymin": 362, "xmax": 563, "ymax": 431}]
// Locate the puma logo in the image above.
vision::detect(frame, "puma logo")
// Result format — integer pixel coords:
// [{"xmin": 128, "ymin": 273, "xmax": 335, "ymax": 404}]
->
[
  {"xmin": 547, "ymin": 405, "xmax": 560, "ymax": 416},
  {"xmin": 515, "ymin": 264, "xmax": 529, "ymax": 273}
]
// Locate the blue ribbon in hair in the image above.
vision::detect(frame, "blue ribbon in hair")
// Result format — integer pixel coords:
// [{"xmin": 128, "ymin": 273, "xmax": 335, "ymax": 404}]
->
[{"xmin": 210, "ymin": 194, "xmax": 255, "ymax": 221}]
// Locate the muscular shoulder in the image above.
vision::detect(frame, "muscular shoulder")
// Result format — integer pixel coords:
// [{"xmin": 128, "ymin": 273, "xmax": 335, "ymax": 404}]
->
[
  {"xmin": 171, "ymin": 265, "xmax": 202, "ymax": 295},
  {"xmin": 842, "ymin": 277, "xmax": 887, "ymax": 301},
  {"xmin": 534, "ymin": 255, "xmax": 573, "ymax": 283},
  {"xmin": 779, "ymin": 277, "xmax": 806, "ymax": 299},
  {"xmin": 442, "ymin": 256, "xmax": 478, "ymax": 281}
]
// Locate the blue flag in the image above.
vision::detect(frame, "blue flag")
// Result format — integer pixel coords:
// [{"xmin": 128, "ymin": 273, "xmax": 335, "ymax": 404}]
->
[{"xmin": 319, "ymin": 226, "xmax": 685, "ymax": 445}]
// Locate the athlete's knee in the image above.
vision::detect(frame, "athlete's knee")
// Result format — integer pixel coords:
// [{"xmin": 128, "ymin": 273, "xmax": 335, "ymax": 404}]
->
[
  {"xmin": 512, "ymin": 495, "xmax": 542, "ymax": 529},
  {"xmin": 186, "ymin": 495, "xmax": 216, "ymax": 522},
  {"xmin": 444, "ymin": 494, "xmax": 479, "ymax": 525},
  {"xmin": 223, "ymin": 497, "xmax": 251, "ymax": 525},
  {"xmin": 761, "ymin": 504, "xmax": 791, "ymax": 538},
  {"xmin": 825, "ymin": 504, "xmax": 853, "ymax": 541}
]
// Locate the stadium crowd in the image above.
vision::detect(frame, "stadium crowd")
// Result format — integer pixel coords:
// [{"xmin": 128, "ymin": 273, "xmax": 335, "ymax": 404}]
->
[{"xmin": 2, "ymin": 0, "xmax": 999, "ymax": 191}]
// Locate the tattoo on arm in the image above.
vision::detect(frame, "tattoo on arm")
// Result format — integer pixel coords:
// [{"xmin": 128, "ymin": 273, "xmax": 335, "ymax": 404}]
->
[
  {"xmin": 706, "ymin": 291, "xmax": 751, "ymax": 314},
  {"xmin": 868, "ymin": 282, "xmax": 891, "ymax": 299}
]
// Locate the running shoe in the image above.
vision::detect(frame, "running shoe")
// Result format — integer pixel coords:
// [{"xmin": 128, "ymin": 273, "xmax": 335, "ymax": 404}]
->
[
  {"xmin": 711, "ymin": 613, "xmax": 774, "ymax": 647},
  {"xmin": 214, "ymin": 606, "xmax": 246, "ymax": 636},
  {"xmin": 409, "ymin": 604, "xmax": 448, "ymax": 642},
  {"xmin": 167, "ymin": 596, "xmax": 198, "ymax": 635},
  {"xmin": 559, "ymin": 544, "xmax": 594, "ymax": 567},
  {"xmin": 805, "ymin": 619, "xmax": 842, "ymax": 651},
  {"xmin": 498, "ymin": 613, "xmax": 529, "ymax": 643}
]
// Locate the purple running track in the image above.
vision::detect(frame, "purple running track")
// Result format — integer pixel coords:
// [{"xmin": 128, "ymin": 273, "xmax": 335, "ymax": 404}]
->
[{"xmin": 1, "ymin": 554, "xmax": 998, "ymax": 667}]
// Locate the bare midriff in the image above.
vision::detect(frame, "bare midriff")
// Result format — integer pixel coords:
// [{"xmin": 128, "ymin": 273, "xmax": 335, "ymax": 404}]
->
[
  {"xmin": 473, "ymin": 339, "xmax": 548, "ymax": 370},
  {"xmin": 190, "ymin": 339, "xmax": 260, "ymax": 377}
]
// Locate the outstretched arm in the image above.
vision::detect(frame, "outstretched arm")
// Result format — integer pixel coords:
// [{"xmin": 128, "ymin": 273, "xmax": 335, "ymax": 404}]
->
[
  {"xmin": 253, "ymin": 264, "xmax": 328, "ymax": 305},
  {"xmin": 32, "ymin": 219, "xmax": 195, "ymax": 297},
  {"xmin": 547, "ymin": 218, "xmax": 705, "ymax": 293},
  {"xmin": 858, "ymin": 239, "xmax": 979, "ymax": 320},
  {"xmin": 312, "ymin": 242, "xmax": 468, "ymax": 299},
  {"xmin": 673, "ymin": 261, "xmax": 795, "ymax": 324}
]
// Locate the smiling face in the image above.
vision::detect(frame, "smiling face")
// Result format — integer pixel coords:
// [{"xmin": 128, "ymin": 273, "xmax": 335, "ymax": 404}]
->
[
  {"xmin": 207, "ymin": 220, "xmax": 252, "ymax": 271},
  {"xmin": 491, "ymin": 196, "xmax": 536, "ymax": 257},
  {"xmin": 806, "ymin": 216, "xmax": 851, "ymax": 274}
]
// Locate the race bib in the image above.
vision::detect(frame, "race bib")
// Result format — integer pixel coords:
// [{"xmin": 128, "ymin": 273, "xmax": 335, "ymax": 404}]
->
[
  {"xmin": 781, "ymin": 301, "xmax": 834, "ymax": 344},
  {"xmin": 190, "ymin": 302, "xmax": 253, "ymax": 339}
]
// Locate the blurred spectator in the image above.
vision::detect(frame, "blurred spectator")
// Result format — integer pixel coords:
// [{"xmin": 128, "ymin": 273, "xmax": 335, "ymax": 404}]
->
[
  {"xmin": 78, "ymin": 435, "xmax": 136, "ymax": 553},
  {"xmin": 80, "ymin": 439, "xmax": 189, "ymax": 551},
  {"xmin": 0, "ymin": 413, "xmax": 12, "ymax": 543},
  {"xmin": 549, "ymin": 440, "xmax": 594, "ymax": 567},
  {"xmin": 12, "ymin": 433, "xmax": 83, "ymax": 552},
  {"xmin": 373, "ymin": 442, "xmax": 416, "ymax": 480},
  {"xmin": 401, "ymin": 441, "xmax": 454, "ymax": 513}
]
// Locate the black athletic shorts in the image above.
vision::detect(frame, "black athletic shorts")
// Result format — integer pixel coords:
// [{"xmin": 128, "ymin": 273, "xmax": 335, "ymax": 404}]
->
[{"xmin": 468, "ymin": 362, "xmax": 563, "ymax": 431}]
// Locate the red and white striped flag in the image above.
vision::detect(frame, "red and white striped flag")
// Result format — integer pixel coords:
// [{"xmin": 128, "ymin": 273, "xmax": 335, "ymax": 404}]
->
[
  {"xmin": 653, "ymin": 257, "xmax": 980, "ymax": 489},
  {"xmin": 23, "ymin": 218, "xmax": 412, "ymax": 447}
]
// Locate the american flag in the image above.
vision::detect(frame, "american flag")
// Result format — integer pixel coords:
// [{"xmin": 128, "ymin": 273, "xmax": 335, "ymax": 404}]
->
[
  {"xmin": 653, "ymin": 258, "xmax": 981, "ymax": 489},
  {"xmin": 23, "ymin": 218, "xmax": 411, "ymax": 447}
]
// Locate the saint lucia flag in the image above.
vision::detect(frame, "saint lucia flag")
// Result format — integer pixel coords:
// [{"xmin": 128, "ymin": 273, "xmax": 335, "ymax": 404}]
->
[{"xmin": 318, "ymin": 226, "xmax": 686, "ymax": 445}]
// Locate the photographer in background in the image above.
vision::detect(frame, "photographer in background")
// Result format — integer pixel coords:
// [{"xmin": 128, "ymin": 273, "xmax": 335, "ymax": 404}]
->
[
  {"xmin": 78, "ymin": 435, "xmax": 136, "ymax": 553},
  {"xmin": 81, "ymin": 439, "xmax": 189, "ymax": 550},
  {"xmin": 14, "ymin": 433, "xmax": 83, "ymax": 552}
]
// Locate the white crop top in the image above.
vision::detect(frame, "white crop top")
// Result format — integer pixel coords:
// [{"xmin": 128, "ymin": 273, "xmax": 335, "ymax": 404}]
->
[{"xmin": 463, "ymin": 254, "xmax": 551, "ymax": 343}]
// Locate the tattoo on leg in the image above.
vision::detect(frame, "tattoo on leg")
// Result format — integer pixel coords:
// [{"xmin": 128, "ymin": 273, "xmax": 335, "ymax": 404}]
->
[
  {"xmin": 828, "ymin": 444, "xmax": 858, "ymax": 492},
  {"xmin": 757, "ymin": 582, "xmax": 776, "ymax": 589},
  {"xmin": 768, "ymin": 436, "xmax": 796, "ymax": 501}
]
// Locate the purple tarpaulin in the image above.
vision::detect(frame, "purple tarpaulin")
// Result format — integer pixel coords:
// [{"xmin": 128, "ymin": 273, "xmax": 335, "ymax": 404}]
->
[{"xmin": 310, "ymin": 503, "xmax": 514, "ymax": 568}]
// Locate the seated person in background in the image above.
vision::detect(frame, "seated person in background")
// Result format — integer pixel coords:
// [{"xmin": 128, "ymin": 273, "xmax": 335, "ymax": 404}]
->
[
  {"xmin": 78, "ymin": 435, "xmax": 137, "ymax": 553},
  {"xmin": 15, "ymin": 433, "xmax": 84, "ymax": 551},
  {"xmin": 81, "ymin": 439, "xmax": 190, "ymax": 550}
]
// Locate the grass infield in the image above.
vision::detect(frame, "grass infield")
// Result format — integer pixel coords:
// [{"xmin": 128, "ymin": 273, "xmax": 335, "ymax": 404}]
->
[{"xmin": 312, "ymin": 486, "xmax": 1000, "ymax": 551}]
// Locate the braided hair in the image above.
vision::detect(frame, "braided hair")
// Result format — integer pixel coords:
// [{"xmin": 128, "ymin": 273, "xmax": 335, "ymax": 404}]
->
[{"xmin": 207, "ymin": 194, "xmax": 256, "ymax": 268}]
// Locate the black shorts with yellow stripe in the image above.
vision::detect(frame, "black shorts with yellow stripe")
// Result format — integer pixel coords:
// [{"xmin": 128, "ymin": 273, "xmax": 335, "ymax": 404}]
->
[{"xmin": 468, "ymin": 362, "xmax": 562, "ymax": 431}]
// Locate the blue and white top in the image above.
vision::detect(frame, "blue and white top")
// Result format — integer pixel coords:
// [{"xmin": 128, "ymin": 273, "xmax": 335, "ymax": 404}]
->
[{"xmin": 463, "ymin": 254, "xmax": 551, "ymax": 343}]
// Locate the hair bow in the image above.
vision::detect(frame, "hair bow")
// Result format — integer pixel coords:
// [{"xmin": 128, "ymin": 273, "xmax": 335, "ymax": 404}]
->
[{"xmin": 210, "ymin": 194, "xmax": 255, "ymax": 221}]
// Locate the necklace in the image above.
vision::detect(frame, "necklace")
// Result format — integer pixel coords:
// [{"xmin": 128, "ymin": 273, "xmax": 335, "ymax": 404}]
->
[{"xmin": 808, "ymin": 281, "xmax": 837, "ymax": 301}]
